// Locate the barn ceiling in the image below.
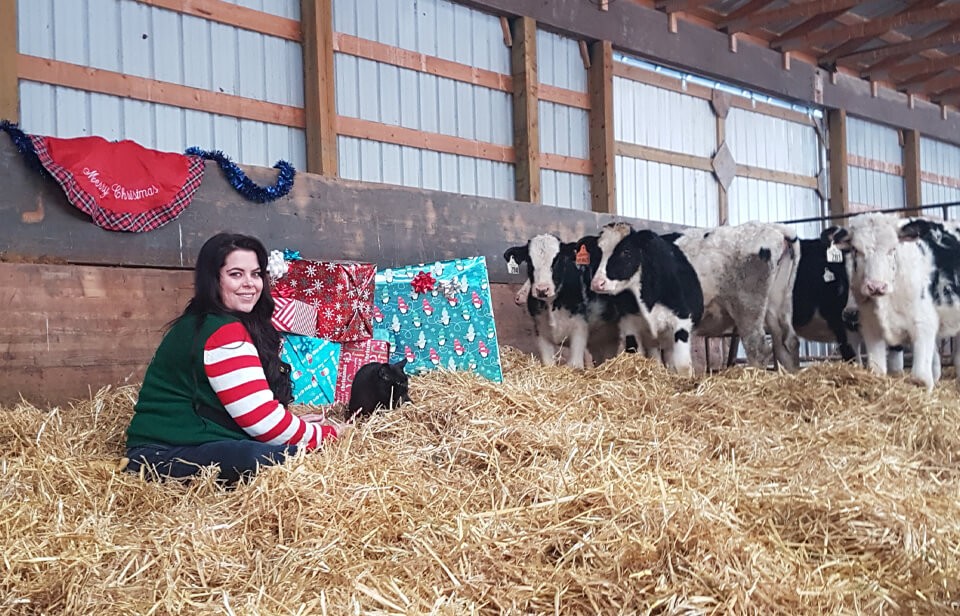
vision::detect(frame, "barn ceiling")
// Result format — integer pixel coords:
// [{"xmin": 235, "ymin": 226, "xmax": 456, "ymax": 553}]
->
[{"xmin": 652, "ymin": 0, "xmax": 960, "ymax": 108}]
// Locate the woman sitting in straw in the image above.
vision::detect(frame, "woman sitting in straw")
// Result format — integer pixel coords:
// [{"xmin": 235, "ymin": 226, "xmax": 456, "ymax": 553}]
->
[{"xmin": 125, "ymin": 232, "xmax": 347, "ymax": 483}]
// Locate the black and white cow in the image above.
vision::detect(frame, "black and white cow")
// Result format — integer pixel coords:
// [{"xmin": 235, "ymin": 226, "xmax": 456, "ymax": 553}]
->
[
  {"xmin": 792, "ymin": 227, "xmax": 859, "ymax": 362},
  {"xmin": 586, "ymin": 223, "xmax": 704, "ymax": 376},
  {"xmin": 660, "ymin": 222, "xmax": 801, "ymax": 371},
  {"xmin": 835, "ymin": 213, "xmax": 960, "ymax": 390},
  {"xmin": 503, "ymin": 234, "xmax": 624, "ymax": 369}
]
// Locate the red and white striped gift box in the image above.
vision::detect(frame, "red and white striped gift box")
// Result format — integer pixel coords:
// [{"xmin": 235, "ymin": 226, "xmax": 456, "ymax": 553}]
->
[{"xmin": 271, "ymin": 295, "xmax": 318, "ymax": 337}]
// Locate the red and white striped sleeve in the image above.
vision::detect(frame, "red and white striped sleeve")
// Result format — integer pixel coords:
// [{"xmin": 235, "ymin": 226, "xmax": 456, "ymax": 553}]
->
[{"xmin": 203, "ymin": 322, "xmax": 337, "ymax": 449}]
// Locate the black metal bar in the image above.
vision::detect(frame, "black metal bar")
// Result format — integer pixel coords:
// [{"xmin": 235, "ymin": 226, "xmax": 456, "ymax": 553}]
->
[{"xmin": 777, "ymin": 200, "xmax": 960, "ymax": 227}]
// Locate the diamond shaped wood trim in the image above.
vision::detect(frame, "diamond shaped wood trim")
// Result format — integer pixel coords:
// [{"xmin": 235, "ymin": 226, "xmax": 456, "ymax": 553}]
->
[{"xmin": 712, "ymin": 142, "xmax": 736, "ymax": 190}]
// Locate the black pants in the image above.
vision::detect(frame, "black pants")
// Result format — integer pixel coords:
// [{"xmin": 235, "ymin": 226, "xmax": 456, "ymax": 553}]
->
[{"xmin": 126, "ymin": 440, "xmax": 300, "ymax": 484}]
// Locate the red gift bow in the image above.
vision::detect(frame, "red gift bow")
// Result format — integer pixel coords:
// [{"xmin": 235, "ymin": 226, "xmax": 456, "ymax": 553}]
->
[{"xmin": 411, "ymin": 271, "xmax": 436, "ymax": 293}]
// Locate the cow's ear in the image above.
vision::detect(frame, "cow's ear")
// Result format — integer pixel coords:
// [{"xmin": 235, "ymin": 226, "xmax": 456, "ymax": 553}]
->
[
  {"xmin": 503, "ymin": 245, "xmax": 529, "ymax": 265},
  {"xmin": 827, "ymin": 227, "xmax": 852, "ymax": 251},
  {"xmin": 898, "ymin": 219, "xmax": 930, "ymax": 242}
]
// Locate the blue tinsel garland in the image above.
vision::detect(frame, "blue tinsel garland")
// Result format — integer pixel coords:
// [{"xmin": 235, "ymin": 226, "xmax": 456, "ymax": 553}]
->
[
  {"xmin": 186, "ymin": 147, "xmax": 295, "ymax": 203},
  {"xmin": 0, "ymin": 120, "xmax": 48, "ymax": 177}
]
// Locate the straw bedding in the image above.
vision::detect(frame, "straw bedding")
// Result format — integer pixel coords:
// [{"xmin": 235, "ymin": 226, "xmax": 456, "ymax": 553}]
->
[{"xmin": 2, "ymin": 348, "xmax": 959, "ymax": 615}]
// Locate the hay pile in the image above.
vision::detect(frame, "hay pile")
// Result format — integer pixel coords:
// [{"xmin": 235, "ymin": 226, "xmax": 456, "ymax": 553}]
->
[{"xmin": 2, "ymin": 349, "xmax": 960, "ymax": 615}]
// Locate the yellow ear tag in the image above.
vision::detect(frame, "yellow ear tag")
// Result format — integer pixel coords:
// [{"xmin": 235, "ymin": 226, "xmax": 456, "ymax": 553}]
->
[{"xmin": 575, "ymin": 245, "xmax": 590, "ymax": 266}]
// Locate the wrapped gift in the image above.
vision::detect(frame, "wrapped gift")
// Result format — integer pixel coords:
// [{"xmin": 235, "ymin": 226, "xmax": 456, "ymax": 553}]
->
[
  {"xmin": 280, "ymin": 333, "xmax": 341, "ymax": 405},
  {"xmin": 273, "ymin": 258, "xmax": 376, "ymax": 342},
  {"xmin": 270, "ymin": 295, "xmax": 318, "ymax": 337},
  {"xmin": 373, "ymin": 256, "xmax": 503, "ymax": 382},
  {"xmin": 333, "ymin": 333, "xmax": 392, "ymax": 404}
]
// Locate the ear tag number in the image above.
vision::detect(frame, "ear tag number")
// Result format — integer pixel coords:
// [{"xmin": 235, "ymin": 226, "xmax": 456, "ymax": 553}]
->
[
  {"xmin": 507, "ymin": 255, "xmax": 520, "ymax": 275},
  {"xmin": 822, "ymin": 268, "xmax": 836, "ymax": 283},
  {"xmin": 826, "ymin": 244, "xmax": 843, "ymax": 263}
]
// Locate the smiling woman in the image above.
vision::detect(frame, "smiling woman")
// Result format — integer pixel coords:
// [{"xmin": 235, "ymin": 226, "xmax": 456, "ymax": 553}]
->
[{"xmin": 124, "ymin": 233, "xmax": 348, "ymax": 484}]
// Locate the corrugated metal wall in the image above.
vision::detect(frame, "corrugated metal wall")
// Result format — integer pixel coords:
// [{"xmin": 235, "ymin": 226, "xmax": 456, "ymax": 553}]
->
[
  {"xmin": 726, "ymin": 107, "xmax": 823, "ymax": 240},
  {"xmin": 847, "ymin": 117, "xmax": 905, "ymax": 212},
  {"xmin": 920, "ymin": 137, "xmax": 960, "ymax": 220},
  {"xmin": 16, "ymin": 0, "xmax": 306, "ymax": 169},
  {"xmin": 613, "ymin": 70, "xmax": 719, "ymax": 227},
  {"xmin": 537, "ymin": 29, "xmax": 590, "ymax": 210},
  {"xmin": 333, "ymin": 0, "xmax": 514, "ymax": 199}
]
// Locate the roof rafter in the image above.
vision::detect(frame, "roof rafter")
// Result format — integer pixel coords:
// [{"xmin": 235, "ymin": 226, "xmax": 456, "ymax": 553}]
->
[
  {"xmin": 836, "ymin": 26, "xmax": 960, "ymax": 65},
  {"xmin": 906, "ymin": 70, "xmax": 960, "ymax": 95},
  {"xmin": 716, "ymin": 0, "xmax": 785, "ymax": 31},
  {"xmin": 932, "ymin": 86, "xmax": 960, "ymax": 106},
  {"xmin": 771, "ymin": 8, "xmax": 853, "ymax": 50},
  {"xmin": 865, "ymin": 54, "xmax": 960, "ymax": 81},
  {"xmin": 778, "ymin": 2, "xmax": 959, "ymax": 53},
  {"xmin": 816, "ymin": 0, "xmax": 946, "ymax": 66},
  {"xmin": 721, "ymin": 0, "xmax": 861, "ymax": 34}
]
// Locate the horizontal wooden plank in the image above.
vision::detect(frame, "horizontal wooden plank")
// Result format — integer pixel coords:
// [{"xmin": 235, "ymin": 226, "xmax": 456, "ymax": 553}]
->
[
  {"xmin": 541, "ymin": 153, "xmax": 592, "ymax": 175},
  {"xmin": 921, "ymin": 171, "xmax": 960, "ymax": 190},
  {"xmin": 0, "ymin": 137, "xmax": 682, "ymax": 287},
  {"xmin": 735, "ymin": 164, "xmax": 819, "ymax": 189},
  {"xmin": 334, "ymin": 33, "xmax": 511, "ymax": 92},
  {"xmin": 539, "ymin": 84, "xmax": 590, "ymax": 110},
  {"xmin": 613, "ymin": 61, "xmax": 815, "ymax": 126},
  {"xmin": 134, "ymin": 0, "xmax": 301, "ymax": 41},
  {"xmin": 18, "ymin": 55, "xmax": 305, "ymax": 128},
  {"xmin": 615, "ymin": 141, "xmax": 714, "ymax": 172},
  {"xmin": 337, "ymin": 116, "xmax": 516, "ymax": 163},
  {"xmin": 847, "ymin": 154, "xmax": 904, "ymax": 176}
]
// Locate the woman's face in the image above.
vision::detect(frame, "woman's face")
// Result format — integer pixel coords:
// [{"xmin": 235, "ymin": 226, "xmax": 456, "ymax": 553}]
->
[{"xmin": 219, "ymin": 249, "xmax": 263, "ymax": 313}]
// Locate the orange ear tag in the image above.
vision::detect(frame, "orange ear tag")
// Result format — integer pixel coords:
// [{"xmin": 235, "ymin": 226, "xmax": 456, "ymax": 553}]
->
[{"xmin": 575, "ymin": 245, "xmax": 590, "ymax": 266}]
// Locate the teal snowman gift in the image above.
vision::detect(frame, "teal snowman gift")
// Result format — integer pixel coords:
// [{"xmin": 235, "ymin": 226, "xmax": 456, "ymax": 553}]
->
[{"xmin": 373, "ymin": 256, "xmax": 503, "ymax": 382}]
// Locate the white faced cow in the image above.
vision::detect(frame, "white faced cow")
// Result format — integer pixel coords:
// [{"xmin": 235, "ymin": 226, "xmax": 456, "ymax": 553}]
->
[
  {"xmin": 593, "ymin": 222, "xmax": 799, "ymax": 370},
  {"xmin": 504, "ymin": 234, "xmax": 622, "ymax": 369},
  {"xmin": 836, "ymin": 213, "xmax": 960, "ymax": 390},
  {"xmin": 587, "ymin": 223, "xmax": 704, "ymax": 376}
]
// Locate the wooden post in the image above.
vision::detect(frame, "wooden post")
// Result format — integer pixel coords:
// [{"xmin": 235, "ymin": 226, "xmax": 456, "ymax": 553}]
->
[
  {"xmin": 0, "ymin": 0, "xmax": 17, "ymax": 123},
  {"xmin": 903, "ymin": 129, "xmax": 922, "ymax": 217},
  {"xmin": 588, "ymin": 40, "xmax": 615, "ymax": 214},
  {"xmin": 300, "ymin": 0, "xmax": 338, "ymax": 176},
  {"xmin": 827, "ymin": 108, "xmax": 849, "ymax": 218},
  {"xmin": 510, "ymin": 16, "xmax": 540, "ymax": 204}
]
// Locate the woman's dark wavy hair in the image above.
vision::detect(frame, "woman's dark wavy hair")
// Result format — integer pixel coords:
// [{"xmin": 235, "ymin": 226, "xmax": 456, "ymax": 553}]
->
[{"xmin": 178, "ymin": 232, "xmax": 292, "ymax": 406}]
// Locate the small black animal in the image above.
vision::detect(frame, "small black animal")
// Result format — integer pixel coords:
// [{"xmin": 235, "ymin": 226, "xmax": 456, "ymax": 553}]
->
[{"xmin": 346, "ymin": 359, "xmax": 411, "ymax": 421}]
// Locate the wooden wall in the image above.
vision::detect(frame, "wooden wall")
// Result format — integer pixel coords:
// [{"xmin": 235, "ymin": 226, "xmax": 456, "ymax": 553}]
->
[{"xmin": 2, "ymin": 137, "xmax": 672, "ymax": 406}]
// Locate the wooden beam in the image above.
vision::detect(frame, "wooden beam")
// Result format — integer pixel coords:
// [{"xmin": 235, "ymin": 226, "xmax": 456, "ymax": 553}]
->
[
  {"xmin": 868, "ymin": 54, "xmax": 960, "ymax": 81},
  {"xmin": 827, "ymin": 109, "xmax": 849, "ymax": 218},
  {"xmin": 18, "ymin": 55, "xmax": 305, "ymax": 127},
  {"xmin": 301, "ymin": 0, "xmax": 338, "ymax": 177},
  {"xmin": 337, "ymin": 116, "xmax": 514, "ymax": 163},
  {"xmin": 836, "ymin": 27, "xmax": 960, "ymax": 65},
  {"xmin": 771, "ymin": 9, "xmax": 861, "ymax": 51},
  {"xmin": 510, "ymin": 16, "xmax": 540, "ymax": 204},
  {"xmin": 911, "ymin": 71, "xmax": 960, "ymax": 95},
  {"xmin": 819, "ymin": 0, "xmax": 950, "ymax": 66},
  {"xmin": 0, "ymin": 0, "xmax": 16, "ymax": 123},
  {"xmin": 588, "ymin": 40, "xmax": 615, "ymax": 215},
  {"xmin": 784, "ymin": 3, "xmax": 960, "ymax": 54},
  {"xmin": 135, "ymin": 0, "xmax": 301, "ymax": 41},
  {"xmin": 722, "ymin": 0, "xmax": 860, "ymax": 34},
  {"xmin": 933, "ymin": 86, "xmax": 960, "ymax": 106},
  {"xmin": 716, "ymin": 0, "xmax": 777, "ymax": 31},
  {"xmin": 655, "ymin": 0, "xmax": 714, "ymax": 13},
  {"xmin": 895, "ymin": 68, "xmax": 952, "ymax": 90},
  {"xmin": 903, "ymin": 129, "xmax": 922, "ymax": 217}
]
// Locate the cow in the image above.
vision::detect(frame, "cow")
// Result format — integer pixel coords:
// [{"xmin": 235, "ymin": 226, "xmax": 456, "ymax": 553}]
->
[
  {"xmin": 659, "ymin": 222, "xmax": 801, "ymax": 371},
  {"xmin": 835, "ymin": 213, "xmax": 960, "ymax": 390},
  {"xmin": 503, "ymin": 234, "xmax": 626, "ymax": 369},
  {"xmin": 586, "ymin": 223, "xmax": 704, "ymax": 376},
  {"xmin": 792, "ymin": 227, "xmax": 859, "ymax": 362}
]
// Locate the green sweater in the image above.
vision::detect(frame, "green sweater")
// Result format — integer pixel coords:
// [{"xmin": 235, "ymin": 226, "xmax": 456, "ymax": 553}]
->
[{"xmin": 127, "ymin": 313, "xmax": 251, "ymax": 447}]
